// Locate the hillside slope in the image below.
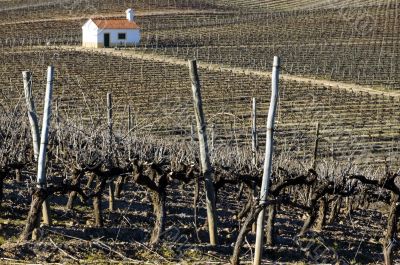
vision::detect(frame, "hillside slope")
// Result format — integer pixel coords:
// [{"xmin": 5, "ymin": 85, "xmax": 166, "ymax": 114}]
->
[{"xmin": 210, "ymin": 0, "xmax": 395, "ymax": 11}]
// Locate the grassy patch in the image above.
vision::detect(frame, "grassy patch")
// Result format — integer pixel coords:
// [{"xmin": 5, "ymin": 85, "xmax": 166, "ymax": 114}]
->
[
  {"xmin": 0, "ymin": 218, "xmax": 26, "ymax": 226},
  {"xmin": 0, "ymin": 235, "xmax": 6, "ymax": 245},
  {"xmin": 82, "ymin": 252, "xmax": 109, "ymax": 264},
  {"xmin": 159, "ymin": 245, "xmax": 176, "ymax": 259},
  {"xmin": 184, "ymin": 248, "xmax": 203, "ymax": 260}
]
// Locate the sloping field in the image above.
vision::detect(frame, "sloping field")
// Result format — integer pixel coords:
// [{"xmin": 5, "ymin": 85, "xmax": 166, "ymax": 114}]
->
[
  {"xmin": 143, "ymin": 4, "xmax": 400, "ymax": 90},
  {"xmin": 1, "ymin": 1, "xmax": 400, "ymax": 265},
  {"xmin": 210, "ymin": 0, "xmax": 394, "ymax": 11},
  {"xmin": 0, "ymin": 0, "xmax": 218, "ymax": 23},
  {"xmin": 1, "ymin": 46, "xmax": 399, "ymax": 168},
  {"xmin": 1, "ymin": 2, "xmax": 398, "ymax": 90}
]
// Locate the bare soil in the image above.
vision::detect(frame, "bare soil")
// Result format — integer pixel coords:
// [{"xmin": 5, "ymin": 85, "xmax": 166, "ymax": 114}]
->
[{"xmin": 0, "ymin": 175, "xmax": 395, "ymax": 264}]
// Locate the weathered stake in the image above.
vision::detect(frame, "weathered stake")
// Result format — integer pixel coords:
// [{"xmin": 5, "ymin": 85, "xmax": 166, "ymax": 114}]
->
[
  {"xmin": 251, "ymin": 97, "xmax": 258, "ymax": 167},
  {"xmin": 107, "ymin": 93, "xmax": 115, "ymax": 212},
  {"xmin": 312, "ymin": 122, "xmax": 320, "ymax": 169},
  {"xmin": 128, "ymin": 105, "xmax": 132, "ymax": 159},
  {"xmin": 22, "ymin": 71, "xmax": 40, "ymax": 161},
  {"xmin": 190, "ymin": 120, "xmax": 195, "ymax": 144},
  {"xmin": 37, "ymin": 66, "xmax": 55, "ymax": 226},
  {"xmin": 211, "ymin": 123, "xmax": 215, "ymax": 152},
  {"xmin": 55, "ymin": 99, "xmax": 61, "ymax": 162},
  {"xmin": 189, "ymin": 60, "xmax": 218, "ymax": 246},
  {"xmin": 251, "ymin": 97, "xmax": 258, "ymax": 233},
  {"xmin": 307, "ymin": 122, "xmax": 320, "ymax": 205},
  {"xmin": 253, "ymin": 56, "xmax": 280, "ymax": 265}
]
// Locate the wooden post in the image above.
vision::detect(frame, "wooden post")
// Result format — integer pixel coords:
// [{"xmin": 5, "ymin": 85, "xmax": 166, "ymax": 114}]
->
[
  {"xmin": 128, "ymin": 105, "xmax": 132, "ymax": 160},
  {"xmin": 107, "ymin": 93, "xmax": 115, "ymax": 212},
  {"xmin": 253, "ymin": 56, "xmax": 280, "ymax": 265},
  {"xmin": 251, "ymin": 97, "xmax": 258, "ymax": 166},
  {"xmin": 312, "ymin": 122, "xmax": 320, "ymax": 169},
  {"xmin": 190, "ymin": 120, "xmax": 195, "ymax": 144},
  {"xmin": 55, "ymin": 99, "xmax": 60, "ymax": 162},
  {"xmin": 37, "ymin": 66, "xmax": 55, "ymax": 226},
  {"xmin": 211, "ymin": 123, "xmax": 215, "ymax": 152},
  {"xmin": 188, "ymin": 60, "xmax": 218, "ymax": 246},
  {"xmin": 307, "ymin": 122, "xmax": 320, "ymax": 205},
  {"xmin": 107, "ymin": 93, "xmax": 113, "ymax": 156},
  {"xmin": 22, "ymin": 71, "xmax": 40, "ymax": 161},
  {"xmin": 251, "ymin": 97, "xmax": 258, "ymax": 233}
]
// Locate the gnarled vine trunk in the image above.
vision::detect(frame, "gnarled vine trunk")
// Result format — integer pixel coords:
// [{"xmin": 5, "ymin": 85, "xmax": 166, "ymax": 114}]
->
[
  {"xmin": 299, "ymin": 209, "xmax": 317, "ymax": 236},
  {"xmin": 67, "ymin": 191, "xmax": 77, "ymax": 210},
  {"xmin": 0, "ymin": 172, "xmax": 4, "ymax": 207},
  {"xmin": 20, "ymin": 189, "xmax": 46, "ymax": 241},
  {"xmin": 383, "ymin": 193, "xmax": 399, "ymax": 265},
  {"xmin": 150, "ymin": 190, "xmax": 166, "ymax": 245},
  {"xmin": 66, "ymin": 169, "xmax": 85, "ymax": 210},
  {"xmin": 265, "ymin": 204, "xmax": 277, "ymax": 246},
  {"xmin": 114, "ymin": 175, "xmax": 126, "ymax": 198},
  {"xmin": 231, "ymin": 203, "xmax": 262, "ymax": 265},
  {"xmin": 93, "ymin": 195, "xmax": 103, "ymax": 227},
  {"xmin": 315, "ymin": 197, "xmax": 328, "ymax": 231},
  {"xmin": 344, "ymin": 196, "xmax": 353, "ymax": 216},
  {"xmin": 237, "ymin": 188, "xmax": 252, "ymax": 220},
  {"xmin": 327, "ymin": 196, "xmax": 342, "ymax": 224},
  {"xmin": 92, "ymin": 174, "xmax": 107, "ymax": 227},
  {"xmin": 15, "ymin": 169, "xmax": 22, "ymax": 183},
  {"xmin": 132, "ymin": 161, "xmax": 169, "ymax": 245}
]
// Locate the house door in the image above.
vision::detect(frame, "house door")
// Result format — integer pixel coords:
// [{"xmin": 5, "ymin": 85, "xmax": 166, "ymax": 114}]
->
[{"xmin": 104, "ymin": 33, "xmax": 110, "ymax": 48}]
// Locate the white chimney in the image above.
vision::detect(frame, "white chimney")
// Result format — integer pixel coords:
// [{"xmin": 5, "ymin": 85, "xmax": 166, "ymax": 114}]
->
[{"xmin": 126, "ymin": 8, "xmax": 134, "ymax": 21}]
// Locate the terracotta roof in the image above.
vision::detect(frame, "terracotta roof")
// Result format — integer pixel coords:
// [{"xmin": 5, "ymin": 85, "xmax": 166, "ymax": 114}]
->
[{"xmin": 92, "ymin": 18, "xmax": 140, "ymax": 29}]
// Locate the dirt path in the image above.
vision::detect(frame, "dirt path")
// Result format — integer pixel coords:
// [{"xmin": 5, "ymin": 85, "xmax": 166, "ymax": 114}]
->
[{"xmin": 57, "ymin": 45, "xmax": 400, "ymax": 98}]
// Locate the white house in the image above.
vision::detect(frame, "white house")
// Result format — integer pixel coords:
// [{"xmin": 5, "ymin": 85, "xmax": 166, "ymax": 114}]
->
[{"xmin": 82, "ymin": 9, "xmax": 141, "ymax": 48}]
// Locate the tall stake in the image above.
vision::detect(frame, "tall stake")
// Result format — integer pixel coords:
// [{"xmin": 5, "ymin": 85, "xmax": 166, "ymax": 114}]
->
[
  {"xmin": 251, "ymin": 97, "xmax": 258, "ymax": 233},
  {"xmin": 312, "ymin": 122, "xmax": 320, "ymax": 169},
  {"xmin": 107, "ymin": 93, "xmax": 115, "ymax": 211},
  {"xmin": 251, "ymin": 97, "xmax": 258, "ymax": 166},
  {"xmin": 190, "ymin": 120, "xmax": 195, "ymax": 144},
  {"xmin": 55, "ymin": 99, "xmax": 60, "ymax": 162},
  {"xmin": 253, "ymin": 56, "xmax": 280, "ymax": 265},
  {"xmin": 107, "ymin": 93, "xmax": 113, "ymax": 157},
  {"xmin": 22, "ymin": 71, "xmax": 40, "ymax": 161},
  {"xmin": 37, "ymin": 66, "xmax": 55, "ymax": 226},
  {"xmin": 307, "ymin": 122, "xmax": 320, "ymax": 206},
  {"xmin": 211, "ymin": 123, "xmax": 215, "ymax": 153},
  {"xmin": 188, "ymin": 60, "xmax": 218, "ymax": 246},
  {"xmin": 128, "ymin": 105, "xmax": 132, "ymax": 160}
]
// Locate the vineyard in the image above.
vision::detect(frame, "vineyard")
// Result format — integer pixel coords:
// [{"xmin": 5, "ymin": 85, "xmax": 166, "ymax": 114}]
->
[
  {"xmin": 0, "ymin": 0, "xmax": 400, "ymax": 264},
  {"xmin": 1, "ymin": 2, "xmax": 399, "ymax": 89}
]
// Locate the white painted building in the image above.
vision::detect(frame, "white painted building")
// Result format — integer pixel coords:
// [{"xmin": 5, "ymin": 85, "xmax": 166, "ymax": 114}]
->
[{"xmin": 82, "ymin": 9, "xmax": 141, "ymax": 48}]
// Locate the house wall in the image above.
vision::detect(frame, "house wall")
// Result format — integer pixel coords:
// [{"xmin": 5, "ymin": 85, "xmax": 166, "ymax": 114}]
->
[
  {"xmin": 82, "ymin": 20, "xmax": 141, "ymax": 48},
  {"xmin": 97, "ymin": 29, "xmax": 141, "ymax": 47},
  {"xmin": 82, "ymin": 20, "xmax": 99, "ymax": 48}
]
